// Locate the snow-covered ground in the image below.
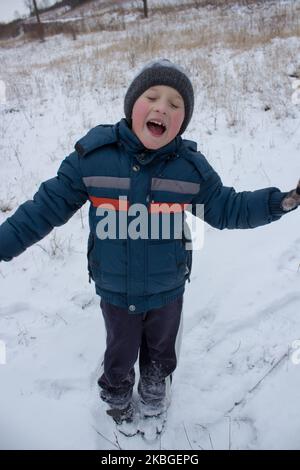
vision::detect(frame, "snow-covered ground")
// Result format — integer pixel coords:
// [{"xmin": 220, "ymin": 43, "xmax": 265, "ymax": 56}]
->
[{"xmin": 0, "ymin": 0, "xmax": 300, "ymax": 450}]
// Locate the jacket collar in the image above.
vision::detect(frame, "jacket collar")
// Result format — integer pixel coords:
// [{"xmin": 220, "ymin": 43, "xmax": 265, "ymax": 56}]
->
[
  {"xmin": 116, "ymin": 118, "xmax": 181, "ymax": 165},
  {"xmin": 75, "ymin": 119, "xmax": 182, "ymax": 165},
  {"xmin": 75, "ymin": 124, "xmax": 117, "ymax": 157}
]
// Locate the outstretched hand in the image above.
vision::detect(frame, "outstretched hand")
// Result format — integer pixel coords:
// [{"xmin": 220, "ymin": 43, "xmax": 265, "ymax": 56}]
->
[{"xmin": 281, "ymin": 180, "xmax": 300, "ymax": 212}]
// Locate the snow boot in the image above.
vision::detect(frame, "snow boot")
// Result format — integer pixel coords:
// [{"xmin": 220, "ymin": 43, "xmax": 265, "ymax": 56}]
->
[{"xmin": 106, "ymin": 402, "xmax": 139, "ymax": 437}]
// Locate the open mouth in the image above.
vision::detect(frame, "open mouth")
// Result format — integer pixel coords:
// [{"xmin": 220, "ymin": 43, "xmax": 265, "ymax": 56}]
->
[{"xmin": 146, "ymin": 120, "xmax": 167, "ymax": 137}]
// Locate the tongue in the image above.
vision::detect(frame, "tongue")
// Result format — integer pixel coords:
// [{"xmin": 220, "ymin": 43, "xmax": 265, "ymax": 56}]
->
[{"xmin": 147, "ymin": 122, "xmax": 164, "ymax": 136}]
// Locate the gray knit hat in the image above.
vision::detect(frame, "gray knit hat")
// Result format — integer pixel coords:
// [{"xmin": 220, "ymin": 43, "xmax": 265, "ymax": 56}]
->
[{"xmin": 124, "ymin": 59, "xmax": 194, "ymax": 135}]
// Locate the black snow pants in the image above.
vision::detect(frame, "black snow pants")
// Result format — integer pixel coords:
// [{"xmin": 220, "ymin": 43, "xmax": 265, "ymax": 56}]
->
[{"xmin": 98, "ymin": 295, "xmax": 183, "ymax": 410}]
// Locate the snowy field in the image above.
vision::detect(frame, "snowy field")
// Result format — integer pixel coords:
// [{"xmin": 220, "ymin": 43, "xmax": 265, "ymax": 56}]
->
[{"xmin": 0, "ymin": 0, "xmax": 300, "ymax": 450}]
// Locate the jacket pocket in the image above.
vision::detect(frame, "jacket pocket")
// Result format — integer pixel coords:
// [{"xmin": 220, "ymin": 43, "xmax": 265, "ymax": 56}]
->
[
  {"xmin": 98, "ymin": 239, "xmax": 127, "ymax": 293},
  {"xmin": 147, "ymin": 240, "xmax": 183, "ymax": 294},
  {"xmin": 175, "ymin": 239, "xmax": 192, "ymax": 283}
]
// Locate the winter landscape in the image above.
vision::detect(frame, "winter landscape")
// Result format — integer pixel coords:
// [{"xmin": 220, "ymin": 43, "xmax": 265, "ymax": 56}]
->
[{"xmin": 0, "ymin": 0, "xmax": 300, "ymax": 450}]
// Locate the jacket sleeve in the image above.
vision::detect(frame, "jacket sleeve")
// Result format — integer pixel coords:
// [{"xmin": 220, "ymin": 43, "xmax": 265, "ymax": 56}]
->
[
  {"xmin": 0, "ymin": 151, "xmax": 88, "ymax": 261},
  {"xmin": 191, "ymin": 169, "xmax": 289, "ymax": 230}
]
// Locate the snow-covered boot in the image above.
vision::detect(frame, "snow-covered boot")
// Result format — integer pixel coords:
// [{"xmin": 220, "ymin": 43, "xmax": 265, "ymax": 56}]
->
[
  {"xmin": 106, "ymin": 402, "xmax": 139, "ymax": 437},
  {"xmin": 138, "ymin": 400, "xmax": 168, "ymax": 442},
  {"xmin": 137, "ymin": 362, "xmax": 172, "ymax": 441}
]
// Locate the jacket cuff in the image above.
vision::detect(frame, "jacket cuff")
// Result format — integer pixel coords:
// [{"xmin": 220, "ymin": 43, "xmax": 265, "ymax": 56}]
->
[{"xmin": 269, "ymin": 191, "xmax": 289, "ymax": 217}]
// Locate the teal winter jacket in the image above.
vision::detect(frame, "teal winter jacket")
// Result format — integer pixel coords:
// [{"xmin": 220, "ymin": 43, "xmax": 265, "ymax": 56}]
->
[{"xmin": 0, "ymin": 119, "xmax": 288, "ymax": 313}]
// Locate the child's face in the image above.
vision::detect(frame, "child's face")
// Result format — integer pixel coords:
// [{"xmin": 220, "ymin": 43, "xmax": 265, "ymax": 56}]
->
[{"xmin": 131, "ymin": 85, "xmax": 185, "ymax": 150}]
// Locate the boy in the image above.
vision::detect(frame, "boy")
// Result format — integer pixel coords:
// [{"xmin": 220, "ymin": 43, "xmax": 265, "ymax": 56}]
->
[{"xmin": 0, "ymin": 59, "xmax": 299, "ymax": 435}]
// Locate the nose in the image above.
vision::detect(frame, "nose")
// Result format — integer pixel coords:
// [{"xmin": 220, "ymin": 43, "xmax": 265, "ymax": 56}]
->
[{"xmin": 153, "ymin": 98, "xmax": 167, "ymax": 114}]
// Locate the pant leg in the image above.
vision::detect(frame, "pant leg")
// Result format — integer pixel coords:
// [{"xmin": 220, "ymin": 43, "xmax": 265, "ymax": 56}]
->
[
  {"xmin": 138, "ymin": 295, "xmax": 183, "ymax": 409},
  {"xmin": 98, "ymin": 299, "xmax": 143, "ymax": 409}
]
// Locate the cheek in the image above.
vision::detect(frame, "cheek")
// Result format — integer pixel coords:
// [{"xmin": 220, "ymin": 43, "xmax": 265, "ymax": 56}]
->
[
  {"xmin": 170, "ymin": 112, "xmax": 184, "ymax": 134},
  {"xmin": 132, "ymin": 101, "xmax": 149, "ymax": 131}
]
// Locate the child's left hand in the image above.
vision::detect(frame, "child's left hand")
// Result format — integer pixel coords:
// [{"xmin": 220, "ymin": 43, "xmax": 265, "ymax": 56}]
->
[{"xmin": 281, "ymin": 180, "xmax": 300, "ymax": 211}]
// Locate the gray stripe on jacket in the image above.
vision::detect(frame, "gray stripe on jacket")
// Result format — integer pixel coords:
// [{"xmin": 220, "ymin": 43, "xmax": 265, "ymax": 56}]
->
[
  {"xmin": 151, "ymin": 178, "xmax": 200, "ymax": 194},
  {"xmin": 83, "ymin": 176, "xmax": 130, "ymax": 189}
]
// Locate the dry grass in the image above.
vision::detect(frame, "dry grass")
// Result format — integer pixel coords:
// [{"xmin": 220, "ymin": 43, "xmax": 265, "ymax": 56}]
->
[
  {"xmin": 77, "ymin": 0, "xmax": 300, "ymax": 63},
  {"xmin": 1, "ymin": 1, "xmax": 299, "ymax": 51},
  {"xmin": 1, "ymin": 0, "xmax": 299, "ymax": 131}
]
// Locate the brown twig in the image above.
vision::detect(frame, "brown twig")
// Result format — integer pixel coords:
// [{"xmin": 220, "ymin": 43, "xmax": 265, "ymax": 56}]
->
[
  {"xmin": 227, "ymin": 351, "xmax": 289, "ymax": 414},
  {"xmin": 91, "ymin": 424, "xmax": 120, "ymax": 450}
]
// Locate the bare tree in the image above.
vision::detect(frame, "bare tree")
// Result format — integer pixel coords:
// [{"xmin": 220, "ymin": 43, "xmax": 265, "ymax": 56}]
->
[
  {"xmin": 24, "ymin": 0, "xmax": 45, "ymax": 41},
  {"xmin": 32, "ymin": 0, "xmax": 41, "ymax": 22},
  {"xmin": 33, "ymin": 0, "xmax": 45, "ymax": 41},
  {"xmin": 143, "ymin": 0, "xmax": 148, "ymax": 18}
]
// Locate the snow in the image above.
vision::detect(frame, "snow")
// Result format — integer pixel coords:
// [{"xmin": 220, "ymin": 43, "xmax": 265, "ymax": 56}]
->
[{"xmin": 0, "ymin": 0, "xmax": 300, "ymax": 450}]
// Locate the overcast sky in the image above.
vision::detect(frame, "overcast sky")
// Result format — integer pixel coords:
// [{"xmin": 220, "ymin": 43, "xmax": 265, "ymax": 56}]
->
[{"xmin": 0, "ymin": 0, "xmax": 57, "ymax": 23}]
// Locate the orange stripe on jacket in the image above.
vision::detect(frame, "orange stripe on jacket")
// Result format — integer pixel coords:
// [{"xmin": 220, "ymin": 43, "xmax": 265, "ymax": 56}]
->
[
  {"xmin": 90, "ymin": 197, "xmax": 188, "ymax": 213},
  {"xmin": 90, "ymin": 197, "xmax": 129, "ymax": 211}
]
